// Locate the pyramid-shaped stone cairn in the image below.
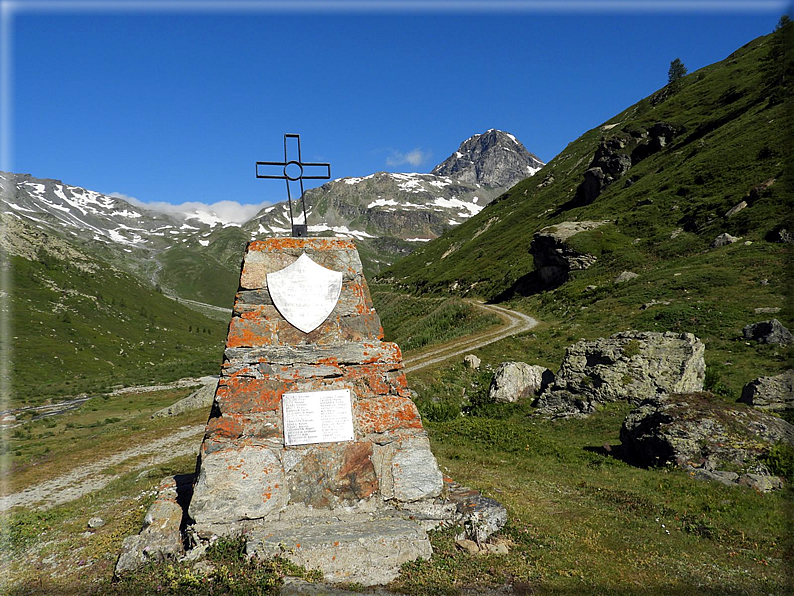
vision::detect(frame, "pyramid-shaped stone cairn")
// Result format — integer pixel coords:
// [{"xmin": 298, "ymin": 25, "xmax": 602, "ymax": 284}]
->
[{"xmin": 117, "ymin": 238, "xmax": 506, "ymax": 585}]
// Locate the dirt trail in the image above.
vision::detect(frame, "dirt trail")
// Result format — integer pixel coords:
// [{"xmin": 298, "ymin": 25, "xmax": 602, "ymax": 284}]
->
[
  {"xmin": 402, "ymin": 302, "xmax": 538, "ymax": 373},
  {"xmin": 0, "ymin": 425, "xmax": 204, "ymax": 512},
  {"xmin": 3, "ymin": 303, "xmax": 536, "ymax": 512}
]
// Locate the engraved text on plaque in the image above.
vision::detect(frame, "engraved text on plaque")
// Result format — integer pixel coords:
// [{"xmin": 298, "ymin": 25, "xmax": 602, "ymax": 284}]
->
[{"xmin": 282, "ymin": 389, "xmax": 355, "ymax": 446}]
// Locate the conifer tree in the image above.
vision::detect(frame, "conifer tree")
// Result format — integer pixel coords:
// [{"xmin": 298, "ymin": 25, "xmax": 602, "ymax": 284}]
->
[{"xmin": 668, "ymin": 58, "xmax": 687, "ymax": 87}]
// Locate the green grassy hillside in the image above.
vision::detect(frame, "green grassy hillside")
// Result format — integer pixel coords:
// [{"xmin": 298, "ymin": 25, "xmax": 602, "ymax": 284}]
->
[
  {"xmin": 155, "ymin": 226, "xmax": 249, "ymax": 308},
  {"xmin": 7, "ymin": 230, "xmax": 227, "ymax": 406},
  {"xmin": 378, "ymin": 27, "xmax": 792, "ymax": 396}
]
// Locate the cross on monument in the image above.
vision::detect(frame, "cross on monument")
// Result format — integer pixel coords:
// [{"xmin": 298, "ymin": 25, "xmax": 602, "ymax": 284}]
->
[{"xmin": 256, "ymin": 134, "xmax": 331, "ymax": 237}]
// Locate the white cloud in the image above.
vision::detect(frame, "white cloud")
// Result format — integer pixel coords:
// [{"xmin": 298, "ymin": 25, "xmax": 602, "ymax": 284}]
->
[
  {"xmin": 108, "ymin": 192, "xmax": 270, "ymax": 225},
  {"xmin": 386, "ymin": 148, "xmax": 432, "ymax": 168}
]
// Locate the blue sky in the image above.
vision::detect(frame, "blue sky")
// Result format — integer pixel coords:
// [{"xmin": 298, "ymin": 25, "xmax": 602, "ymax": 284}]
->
[{"xmin": 4, "ymin": 1, "xmax": 787, "ymax": 220}]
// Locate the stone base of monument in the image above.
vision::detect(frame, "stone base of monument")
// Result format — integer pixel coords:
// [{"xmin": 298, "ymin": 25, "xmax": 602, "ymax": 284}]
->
[
  {"xmin": 118, "ymin": 475, "xmax": 506, "ymax": 585},
  {"xmin": 115, "ymin": 238, "xmax": 507, "ymax": 585},
  {"xmin": 246, "ymin": 513, "xmax": 431, "ymax": 585}
]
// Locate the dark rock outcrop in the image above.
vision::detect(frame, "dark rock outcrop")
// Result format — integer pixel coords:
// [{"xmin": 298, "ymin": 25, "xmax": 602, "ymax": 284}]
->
[
  {"xmin": 535, "ymin": 331, "xmax": 705, "ymax": 418},
  {"xmin": 620, "ymin": 393, "xmax": 793, "ymax": 492},
  {"xmin": 630, "ymin": 123, "xmax": 678, "ymax": 165},
  {"xmin": 742, "ymin": 319, "xmax": 793, "ymax": 344},
  {"xmin": 574, "ymin": 167, "xmax": 607, "ymax": 206},
  {"xmin": 739, "ymin": 370, "xmax": 793, "ymax": 412},
  {"xmin": 766, "ymin": 225, "xmax": 793, "ymax": 244},
  {"xmin": 529, "ymin": 221, "xmax": 606, "ymax": 289},
  {"xmin": 568, "ymin": 123, "xmax": 678, "ymax": 208}
]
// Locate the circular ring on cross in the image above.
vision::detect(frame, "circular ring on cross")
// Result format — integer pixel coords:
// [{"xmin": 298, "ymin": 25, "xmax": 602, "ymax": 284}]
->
[{"xmin": 283, "ymin": 161, "xmax": 304, "ymax": 181}]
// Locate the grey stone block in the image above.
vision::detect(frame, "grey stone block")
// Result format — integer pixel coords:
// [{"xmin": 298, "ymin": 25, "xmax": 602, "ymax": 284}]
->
[
  {"xmin": 189, "ymin": 446, "xmax": 287, "ymax": 524},
  {"xmin": 247, "ymin": 515, "xmax": 432, "ymax": 586}
]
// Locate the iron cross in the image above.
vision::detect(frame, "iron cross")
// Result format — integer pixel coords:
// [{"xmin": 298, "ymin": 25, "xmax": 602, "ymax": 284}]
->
[{"xmin": 256, "ymin": 134, "xmax": 331, "ymax": 237}]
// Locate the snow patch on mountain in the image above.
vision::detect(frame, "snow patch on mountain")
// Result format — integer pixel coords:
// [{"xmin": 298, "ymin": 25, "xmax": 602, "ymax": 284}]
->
[
  {"xmin": 342, "ymin": 174, "xmax": 375, "ymax": 185},
  {"xmin": 432, "ymin": 197, "xmax": 483, "ymax": 215}
]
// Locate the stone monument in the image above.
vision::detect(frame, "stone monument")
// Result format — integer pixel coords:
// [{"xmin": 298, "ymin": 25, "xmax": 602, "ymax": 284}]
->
[{"xmin": 117, "ymin": 237, "xmax": 506, "ymax": 585}]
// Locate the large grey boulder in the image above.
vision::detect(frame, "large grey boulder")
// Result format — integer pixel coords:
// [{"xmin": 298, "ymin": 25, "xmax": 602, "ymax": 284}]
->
[
  {"xmin": 742, "ymin": 319, "xmax": 793, "ymax": 345},
  {"xmin": 489, "ymin": 362, "xmax": 554, "ymax": 403},
  {"xmin": 739, "ymin": 370, "xmax": 793, "ymax": 412},
  {"xmin": 535, "ymin": 331, "xmax": 705, "ymax": 418},
  {"xmin": 620, "ymin": 394, "xmax": 794, "ymax": 492}
]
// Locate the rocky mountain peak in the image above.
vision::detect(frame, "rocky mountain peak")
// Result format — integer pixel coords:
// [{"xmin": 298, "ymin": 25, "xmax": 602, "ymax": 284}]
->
[{"xmin": 431, "ymin": 129, "xmax": 544, "ymax": 188}]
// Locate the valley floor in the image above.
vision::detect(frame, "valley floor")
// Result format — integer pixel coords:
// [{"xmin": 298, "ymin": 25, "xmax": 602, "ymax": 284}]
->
[{"xmin": 1, "ymin": 305, "xmax": 789, "ymax": 595}]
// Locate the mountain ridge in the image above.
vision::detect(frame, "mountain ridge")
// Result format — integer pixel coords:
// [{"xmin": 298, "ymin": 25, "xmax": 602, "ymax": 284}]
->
[{"xmin": 2, "ymin": 129, "xmax": 543, "ymax": 304}]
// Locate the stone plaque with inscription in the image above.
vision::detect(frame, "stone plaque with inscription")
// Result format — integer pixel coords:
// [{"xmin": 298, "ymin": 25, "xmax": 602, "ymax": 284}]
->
[{"xmin": 282, "ymin": 389, "xmax": 354, "ymax": 446}]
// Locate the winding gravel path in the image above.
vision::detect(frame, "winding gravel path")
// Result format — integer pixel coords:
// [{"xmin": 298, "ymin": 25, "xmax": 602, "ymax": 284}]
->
[
  {"xmin": 0, "ymin": 425, "xmax": 205, "ymax": 512},
  {"xmin": 2, "ymin": 303, "xmax": 536, "ymax": 512},
  {"xmin": 402, "ymin": 302, "xmax": 538, "ymax": 374}
]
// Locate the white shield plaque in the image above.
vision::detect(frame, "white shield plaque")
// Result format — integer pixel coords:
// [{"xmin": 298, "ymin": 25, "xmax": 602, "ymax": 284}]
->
[{"xmin": 267, "ymin": 252, "xmax": 343, "ymax": 333}]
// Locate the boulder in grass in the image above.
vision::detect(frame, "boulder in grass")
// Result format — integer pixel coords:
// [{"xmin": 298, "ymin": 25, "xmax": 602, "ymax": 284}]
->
[
  {"xmin": 535, "ymin": 331, "xmax": 705, "ymax": 418},
  {"xmin": 489, "ymin": 362, "xmax": 554, "ymax": 403},
  {"xmin": 742, "ymin": 319, "xmax": 793, "ymax": 345},
  {"xmin": 614, "ymin": 271, "xmax": 638, "ymax": 284},
  {"xmin": 620, "ymin": 393, "xmax": 793, "ymax": 492},
  {"xmin": 463, "ymin": 354, "xmax": 481, "ymax": 370},
  {"xmin": 739, "ymin": 370, "xmax": 793, "ymax": 413},
  {"xmin": 710, "ymin": 232, "xmax": 741, "ymax": 248},
  {"xmin": 152, "ymin": 377, "xmax": 219, "ymax": 418}
]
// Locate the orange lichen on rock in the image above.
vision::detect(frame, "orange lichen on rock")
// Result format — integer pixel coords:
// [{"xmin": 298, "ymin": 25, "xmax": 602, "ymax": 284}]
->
[
  {"xmin": 205, "ymin": 415, "xmax": 245, "ymax": 440},
  {"xmin": 216, "ymin": 378, "xmax": 285, "ymax": 413},
  {"xmin": 354, "ymin": 395, "xmax": 424, "ymax": 434},
  {"xmin": 344, "ymin": 363, "xmax": 392, "ymax": 396},
  {"xmin": 248, "ymin": 238, "xmax": 356, "ymax": 252},
  {"xmin": 226, "ymin": 317, "xmax": 277, "ymax": 348}
]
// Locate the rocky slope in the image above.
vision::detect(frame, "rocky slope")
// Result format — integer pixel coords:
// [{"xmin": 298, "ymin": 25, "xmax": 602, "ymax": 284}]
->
[
  {"xmin": 431, "ymin": 129, "xmax": 543, "ymax": 186},
  {"xmin": 378, "ymin": 31, "xmax": 790, "ymax": 301}
]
